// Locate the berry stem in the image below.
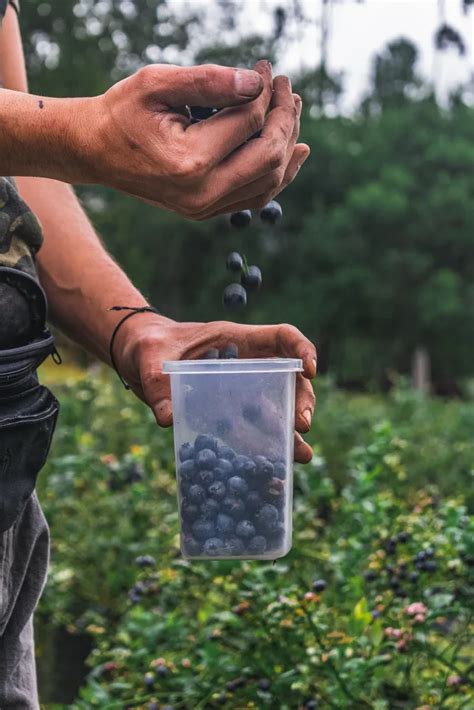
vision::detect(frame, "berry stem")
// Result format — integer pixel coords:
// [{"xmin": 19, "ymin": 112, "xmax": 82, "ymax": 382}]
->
[{"xmin": 242, "ymin": 254, "xmax": 249, "ymax": 275}]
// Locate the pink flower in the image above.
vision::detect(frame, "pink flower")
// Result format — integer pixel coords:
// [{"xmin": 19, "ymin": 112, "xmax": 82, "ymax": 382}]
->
[
  {"xmin": 384, "ymin": 627, "xmax": 403, "ymax": 639},
  {"xmin": 405, "ymin": 602, "xmax": 427, "ymax": 616},
  {"xmin": 414, "ymin": 614, "xmax": 425, "ymax": 624},
  {"xmin": 447, "ymin": 675, "xmax": 462, "ymax": 687}
]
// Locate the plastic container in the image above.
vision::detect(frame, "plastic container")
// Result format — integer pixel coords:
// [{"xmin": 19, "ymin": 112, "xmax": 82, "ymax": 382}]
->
[{"xmin": 163, "ymin": 358, "xmax": 302, "ymax": 560}]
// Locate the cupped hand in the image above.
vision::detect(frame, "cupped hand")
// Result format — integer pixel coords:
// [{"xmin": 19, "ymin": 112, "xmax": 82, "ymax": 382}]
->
[
  {"xmin": 113, "ymin": 315, "xmax": 316, "ymax": 463},
  {"xmin": 80, "ymin": 60, "xmax": 310, "ymax": 218}
]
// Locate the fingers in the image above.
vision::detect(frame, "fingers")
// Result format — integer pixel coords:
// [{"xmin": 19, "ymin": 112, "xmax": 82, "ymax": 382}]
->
[
  {"xmin": 140, "ymin": 63, "xmax": 264, "ymax": 108},
  {"xmin": 139, "ymin": 358, "xmax": 174, "ymax": 427},
  {"xmin": 294, "ymin": 432, "xmax": 313, "ymax": 463},
  {"xmin": 188, "ymin": 60, "xmax": 274, "ymax": 161},
  {"xmin": 295, "ymin": 374, "xmax": 316, "ymax": 433},
  {"xmin": 192, "ymin": 143, "xmax": 310, "ymax": 220},
  {"xmin": 201, "ymin": 75, "xmax": 298, "ymax": 197}
]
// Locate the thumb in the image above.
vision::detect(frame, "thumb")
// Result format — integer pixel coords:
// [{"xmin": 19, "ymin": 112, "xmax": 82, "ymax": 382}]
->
[{"xmin": 144, "ymin": 63, "xmax": 265, "ymax": 108}]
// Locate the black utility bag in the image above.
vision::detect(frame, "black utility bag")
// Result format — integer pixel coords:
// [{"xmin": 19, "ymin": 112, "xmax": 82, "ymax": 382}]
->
[{"xmin": 0, "ymin": 268, "xmax": 59, "ymax": 533}]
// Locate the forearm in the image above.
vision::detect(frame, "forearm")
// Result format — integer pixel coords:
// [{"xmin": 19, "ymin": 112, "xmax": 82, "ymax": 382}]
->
[{"xmin": 15, "ymin": 176, "xmax": 168, "ymax": 364}]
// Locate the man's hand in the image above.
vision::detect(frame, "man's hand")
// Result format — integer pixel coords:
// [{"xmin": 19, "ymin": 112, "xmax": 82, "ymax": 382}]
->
[
  {"xmin": 80, "ymin": 60, "xmax": 309, "ymax": 218},
  {"xmin": 113, "ymin": 316, "xmax": 317, "ymax": 463}
]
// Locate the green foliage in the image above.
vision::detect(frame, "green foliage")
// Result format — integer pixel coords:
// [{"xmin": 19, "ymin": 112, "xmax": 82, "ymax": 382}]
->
[{"xmin": 35, "ymin": 373, "xmax": 474, "ymax": 707}]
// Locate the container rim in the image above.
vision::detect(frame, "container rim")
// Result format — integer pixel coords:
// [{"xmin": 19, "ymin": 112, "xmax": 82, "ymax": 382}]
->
[{"xmin": 163, "ymin": 357, "xmax": 303, "ymax": 375}]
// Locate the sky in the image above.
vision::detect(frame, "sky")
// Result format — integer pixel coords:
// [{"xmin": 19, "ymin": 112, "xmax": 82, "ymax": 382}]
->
[{"xmin": 179, "ymin": 0, "xmax": 474, "ymax": 112}]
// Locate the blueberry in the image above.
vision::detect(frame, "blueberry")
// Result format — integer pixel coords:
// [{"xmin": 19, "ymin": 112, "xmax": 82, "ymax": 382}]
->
[
  {"xmin": 192, "ymin": 518, "xmax": 216, "ymax": 541},
  {"xmin": 229, "ymin": 210, "xmax": 252, "ymax": 228},
  {"xmin": 223, "ymin": 283, "xmax": 247, "ymax": 310},
  {"xmin": 242, "ymin": 403, "xmax": 261, "ymax": 423},
  {"xmin": 255, "ymin": 456, "xmax": 274, "ymax": 483},
  {"xmin": 246, "ymin": 491, "xmax": 263, "ymax": 513},
  {"xmin": 125, "ymin": 463, "xmax": 144, "ymax": 483},
  {"xmin": 233, "ymin": 455, "xmax": 257, "ymax": 478},
  {"xmin": 423, "ymin": 560, "xmax": 437, "ymax": 573},
  {"xmin": 236, "ymin": 520, "xmax": 256, "ymax": 540},
  {"xmin": 156, "ymin": 665, "xmax": 169, "ymax": 677},
  {"xmin": 258, "ymin": 678, "xmax": 271, "ymax": 691},
  {"xmin": 425, "ymin": 547, "xmax": 435, "ymax": 558},
  {"xmin": 216, "ymin": 418, "xmax": 232, "ymax": 437},
  {"xmin": 222, "ymin": 495, "xmax": 246, "ymax": 519},
  {"xmin": 203, "ymin": 348, "xmax": 220, "ymax": 359},
  {"xmin": 265, "ymin": 521, "xmax": 285, "ymax": 547},
  {"xmin": 226, "ymin": 252, "xmax": 244, "ymax": 273},
  {"xmin": 178, "ymin": 459, "xmax": 195, "ymax": 484},
  {"xmin": 195, "ymin": 434, "xmax": 217, "ymax": 453},
  {"xmin": 181, "ymin": 501, "xmax": 200, "ymax": 523},
  {"xmin": 396, "ymin": 531, "xmax": 411, "ymax": 543},
  {"xmin": 128, "ymin": 590, "xmax": 142, "ymax": 604},
  {"xmin": 190, "ymin": 106, "xmax": 216, "ymax": 120},
  {"xmin": 179, "ymin": 442, "xmax": 194, "ymax": 462},
  {"xmin": 188, "ymin": 484, "xmax": 206, "ymax": 504},
  {"xmin": 182, "ymin": 535, "xmax": 202, "ymax": 556},
  {"xmin": 217, "ymin": 445, "xmax": 236, "ymax": 461},
  {"xmin": 143, "ymin": 671, "xmax": 155, "ymax": 687},
  {"xmin": 220, "ymin": 342, "xmax": 239, "ymax": 359},
  {"xmin": 256, "ymin": 504, "xmax": 279, "ymax": 531},
  {"xmin": 304, "ymin": 700, "xmax": 318, "ymax": 710},
  {"xmin": 203, "ymin": 537, "xmax": 225, "ymax": 557},
  {"xmin": 200, "ymin": 499, "xmax": 220, "ymax": 521},
  {"xmin": 196, "ymin": 448, "xmax": 217, "ymax": 470},
  {"xmin": 223, "ymin": 536, "xmax": 245, "ymax": 556},
  {"xmin": 260, "ymin": 200, "xmax": 282, "ymax": 225},
  {"xmin": 208, "ymin": 481, "xmax": 227, "ymax": 501},
  {"xmin": 216, "ymin": 513, "xmax": 236, "ymax": 536},
  {"xmin": 364, "ymin": 570, "xmax": 377, "ymax": 582},
  {"xmin": 195, "ymin": 468, "xmax": 214, "ymax": 487},
  {"xmin": 415, "ymin": 551, "xmax": 427, "ymax": 563},
  {"xmin": 247, "ymin": 535, "xmax": 267, "ymax": 554},
  {"xmin": 228, "ymin": 475, "xmax": 249, "ymax": 497},
  {"xmin": 135, "ymin": 555, "xmax": 156, "ymax": 567},
  {"xmin": 312, "ymin": 579, "xmax": 327, "ymax": 593},
  {"xmin": 214, "ymin": 458, "xmax": 234, "ymax": 482},
  {"xmin": 241, "ymin": 266, "xmax": 262, "ymax": 292},
  {"xmin": 384, "ymin": 538, "xmax": 397, "ymax": 555},
  {"xmin": 273, "ymin": 461, "xmax": 287, "ymax": 480}
]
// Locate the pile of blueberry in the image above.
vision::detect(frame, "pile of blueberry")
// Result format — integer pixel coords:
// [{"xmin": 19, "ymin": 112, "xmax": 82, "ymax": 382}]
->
[{"xmin": 177, "ymin": 433, "xmax": 288, "ymax": 558}]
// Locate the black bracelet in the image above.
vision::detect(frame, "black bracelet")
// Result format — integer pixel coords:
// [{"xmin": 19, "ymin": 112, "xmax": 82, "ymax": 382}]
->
[{"xmin": 108, "ymin": 305, "xmax": 160, "ymax": 389}]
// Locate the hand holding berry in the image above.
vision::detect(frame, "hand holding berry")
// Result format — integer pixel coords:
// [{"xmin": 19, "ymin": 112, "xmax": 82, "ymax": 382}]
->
[{"xmin": 112, "ymin": 315, "xmax": 316, "ymax": 463}]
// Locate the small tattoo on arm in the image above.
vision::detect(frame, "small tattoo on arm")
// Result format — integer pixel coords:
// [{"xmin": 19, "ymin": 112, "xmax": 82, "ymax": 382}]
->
[{"xmin": 38, "ymin": 100, "xmax": 44, "ymax": 109}]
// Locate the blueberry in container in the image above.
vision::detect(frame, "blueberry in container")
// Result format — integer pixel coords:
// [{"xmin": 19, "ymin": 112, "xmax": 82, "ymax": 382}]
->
[{"xmin": 163, "ymin": 358, "xmax": 302, "ymax": 560}]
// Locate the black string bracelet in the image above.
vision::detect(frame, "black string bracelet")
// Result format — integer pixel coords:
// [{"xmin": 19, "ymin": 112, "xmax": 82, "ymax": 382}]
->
[{"xmin": 108, "ymin": 305, "xmax": 160, "ymax": 389}]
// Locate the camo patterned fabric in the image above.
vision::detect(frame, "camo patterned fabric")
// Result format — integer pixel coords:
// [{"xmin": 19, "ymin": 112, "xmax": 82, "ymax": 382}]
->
[{"xmin": 0, "ymin": 177, "xmax": 43, "ymax": 278}]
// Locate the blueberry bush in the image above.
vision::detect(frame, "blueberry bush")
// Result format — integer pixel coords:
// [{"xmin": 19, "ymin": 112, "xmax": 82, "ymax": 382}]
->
[{"xmin": 35, "ymin": 369, "xmax": 474, "ymax": 708}]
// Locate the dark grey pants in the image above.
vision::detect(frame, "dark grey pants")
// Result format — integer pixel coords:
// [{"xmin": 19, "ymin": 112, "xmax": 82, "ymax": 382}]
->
[{"xmin": 0, "ymin": 493, "xmax": 49, "ymax": 709}]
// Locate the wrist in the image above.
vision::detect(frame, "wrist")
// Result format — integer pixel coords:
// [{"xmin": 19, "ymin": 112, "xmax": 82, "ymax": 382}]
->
[{"xmin": 111, "ymin": 309, "xmax": 175, "ymax": 380}]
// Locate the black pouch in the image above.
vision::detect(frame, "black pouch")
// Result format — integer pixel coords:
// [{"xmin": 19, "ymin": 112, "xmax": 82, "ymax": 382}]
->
[{"xmin": 0, "ymin": 269, "xmax": 59, "ymax": 534}]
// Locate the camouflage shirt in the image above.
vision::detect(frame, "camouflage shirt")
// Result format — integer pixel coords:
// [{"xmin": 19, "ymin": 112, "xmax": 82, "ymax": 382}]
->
[{"xmin": 1, "ymin": 1, "xmax": 42, "ymax": 280}]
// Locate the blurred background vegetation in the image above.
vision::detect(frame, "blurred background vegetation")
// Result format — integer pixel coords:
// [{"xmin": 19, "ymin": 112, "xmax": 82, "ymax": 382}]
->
[{"xmin": 20, "ymin": 0, "xmax": 474, "ymax": 393}]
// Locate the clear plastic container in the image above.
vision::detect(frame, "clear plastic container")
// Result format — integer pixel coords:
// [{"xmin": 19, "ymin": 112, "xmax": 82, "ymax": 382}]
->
[{"xmin": 163, "ymin": 358, "xmax": 302, "ymax": 560}]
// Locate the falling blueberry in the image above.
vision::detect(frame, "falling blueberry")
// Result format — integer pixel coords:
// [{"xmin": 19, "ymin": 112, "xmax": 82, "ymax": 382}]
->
[
  {"xmin": 226, "ymin": 252, "xmax": 244, "ymax": 273},
  {"xmin": 260, "ymin": 200, "xmax": 282, "ymax": 225},
  {"xmin": 241, "ymin": 266, "xmax": 262, "ymax": 292},
  {"xmin": 223, "ymin": 283, "xmax": 247, "ymax": 310},
  {"xmin": 229, "ymin": 210, "xmax": 252, "ymax": 228}
]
